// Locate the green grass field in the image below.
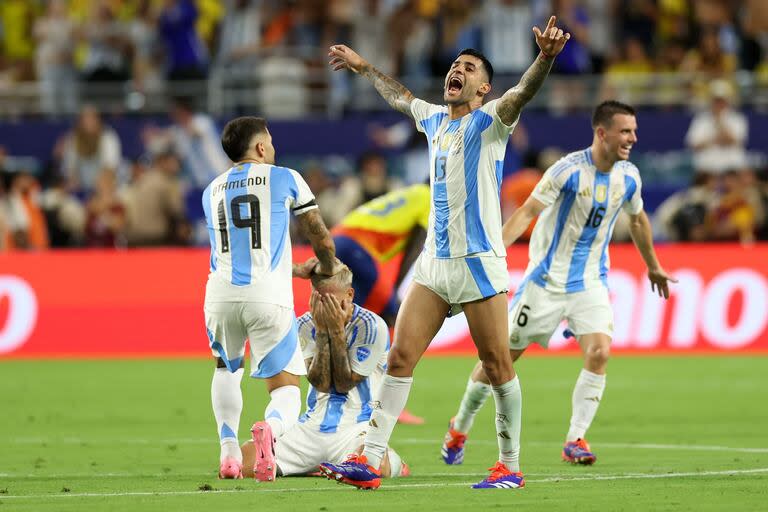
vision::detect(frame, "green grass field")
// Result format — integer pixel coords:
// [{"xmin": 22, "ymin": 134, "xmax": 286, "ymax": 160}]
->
[{"xmin": 1, "ymin": 356, "xmax": 767, "ymax": 511}]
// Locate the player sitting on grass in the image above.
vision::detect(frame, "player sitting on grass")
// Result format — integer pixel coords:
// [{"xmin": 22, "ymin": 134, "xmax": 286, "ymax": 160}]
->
[{"xmin": 245, "ymin": 266, "xmax": 409, "ymax": 482}]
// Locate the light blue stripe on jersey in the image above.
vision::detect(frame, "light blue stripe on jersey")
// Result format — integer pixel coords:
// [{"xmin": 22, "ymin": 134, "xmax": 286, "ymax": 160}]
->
[
  {"xmin": 356, "ymin": 379, "xmax": 372, "ymax": 422},
  {"xmin": 464, "ymin": 110, "xmax": 494, "ymax": 254},
  {"xmin": 599, "ymin": 174, "xmax": 638, "ymax": 286},
  {"xmin": 299, "ymin": 387, "xmax": 318, "ymax": 423},
  {"xmin": 466, "ymin": 257, "xmax": 496, "ymax": 297},
  {"xmin": 251, "ymin": 315, "xmax": 298, "ymax": 378},
  {"xmin": 566, "ymin": 171, "xmax": 611, "ymax": 292},
  {"xmin": 585, "ymin": 147, "xmax": 594, "ymax": 166},
  {"xmin": 433, "ymin": 119, "xmax": 461, "ymax": 258},
  {"xmin": 207, "ymin": 328, "xmax": 244, "ymax": 373},
  {"xmin": 531, "ymin": 171, "xmax": 580, "ymax": 287},
  {"xmin": 225, "ymin": 163, "xmax": 252, "ymax": 285},
  {"xmin": 202, "ymin": 184, "xmax": 216, "ymax": 271},
  {"xmin": 320, "ymin": 388, "xmax": 348, "ymax": 434},
  {"xmin": 420, "ymin": 112, "xmax": 448, "ymax": 139},
  {"xmin": 269, "ymin": 167, "xmax": 298, "ymax": 270}
]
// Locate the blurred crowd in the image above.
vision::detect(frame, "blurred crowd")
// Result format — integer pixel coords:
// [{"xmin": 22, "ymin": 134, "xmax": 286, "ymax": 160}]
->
[
  {"xmin": 1, "ymin": 0, "xmax": 768, "ymax": 251},
  {"xmin": 0, "ymin": 1, "xmax": 768, "ymax": 113}
]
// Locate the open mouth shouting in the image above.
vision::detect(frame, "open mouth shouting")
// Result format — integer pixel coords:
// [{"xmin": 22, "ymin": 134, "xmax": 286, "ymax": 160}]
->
[{"xmin": 446, "ymin": 74, "xmax": 464, "ymax": 97}]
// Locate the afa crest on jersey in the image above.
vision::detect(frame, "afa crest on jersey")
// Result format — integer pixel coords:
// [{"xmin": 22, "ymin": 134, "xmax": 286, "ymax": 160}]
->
[
  {"xmin": 356, "ymin": 346, "xmax": 371, "ymax": 362},
  {"xmin": 595, "ymin": 184, "xmax": 607, "ymax": 202}
]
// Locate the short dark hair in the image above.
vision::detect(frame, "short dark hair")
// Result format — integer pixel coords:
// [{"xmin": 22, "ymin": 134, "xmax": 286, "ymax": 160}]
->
[
  {"xmin": 221, "ymin": 116, "xmax": 268, "ymax": 162},
  {"xmin": 457, "ymin": 48, "xmax": 494, "ymax": 84},
  {"xmin": 592, "ymin": 100, "xmax": 636, "ymax": 128}
]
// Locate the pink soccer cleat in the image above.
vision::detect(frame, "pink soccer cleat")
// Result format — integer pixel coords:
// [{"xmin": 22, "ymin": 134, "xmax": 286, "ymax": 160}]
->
[
  {"xmin": 251, "ymin": 421, "xmax": 277, "ymax": 481},
  {"xmin": 218, "ymin": 457, "xmax": 243, "ymax": 479}
]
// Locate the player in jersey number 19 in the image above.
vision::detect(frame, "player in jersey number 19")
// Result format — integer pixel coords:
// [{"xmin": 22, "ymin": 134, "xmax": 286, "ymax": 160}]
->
[{"xmin": 202, "ymin": 116, "xmax": 343, "ymax": 479}]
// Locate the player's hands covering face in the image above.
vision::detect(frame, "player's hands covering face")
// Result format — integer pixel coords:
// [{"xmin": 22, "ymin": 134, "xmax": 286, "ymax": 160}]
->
[
  {"xmin": 533, "ymin": 16, "xmax": 571, "ymax": 58},
  {"xmin": 320, "ymin": 294, "xmax": 348, "ymax": 333}
]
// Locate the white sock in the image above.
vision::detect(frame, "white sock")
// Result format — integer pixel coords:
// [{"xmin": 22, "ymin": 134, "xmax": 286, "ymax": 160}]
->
[
  {"xmin": 567, "ymin": 369, "xmax": 606, "ymax": 442},
  {"xmin": 363, "ymin": 375, "xmax": 413, "ymax": 468},
  {"xmin": 211, "ymin": 367, "xmax": 244, "ymax": 462},
  {"xmin": 491, "ymin": 376, "xmax": 522, "ymax": 473},
  {"xmin": 387, "ymin": 448, "xmax": 405, "ymax": 478},
  {"xmin": 264, "ymin": 385, "xmax": 301, "ymax": 438},
  {"xmin": 453, "ymin": 377, "xmax": 492, "ymax": 433}
]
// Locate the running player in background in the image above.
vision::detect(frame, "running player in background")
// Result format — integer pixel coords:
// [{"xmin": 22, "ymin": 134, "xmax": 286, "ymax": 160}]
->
[
  {"xmin": 333, "ymin": 183, "xmax": 430, "ymax": 425},
  {"xmin": 441, "ymin": 101, "xmax": 677, "ymax": 466},
  {"xmin": 241, "ymin": 269, "xmax": 409, "ymax": 482},
  {"xmin": 203, "ymin": 116, "xmax": 342, "ymax": 479},
  {"xmin": 320, "ymin": 16, "xmax": 570, "ymax": 490}
]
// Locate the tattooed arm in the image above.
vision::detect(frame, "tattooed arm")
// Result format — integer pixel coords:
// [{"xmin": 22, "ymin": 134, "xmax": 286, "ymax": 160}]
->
[
  {"xmin": 497, "ymin": 15, "xmax": 571, "ymax": 126},
  {"xmin": 306, "ymin": 335, "xmax": 332, "ymax": 393},
  {"xmin": 294, "ymin": 209, "xmax": 341, "ymax": 276},
  {"xmin": 328, "ymin": 44, "xmax": 415, "ymax": 118},
  {"xmin": 322, "ymin": 295, "xmax": 366, "ymax": 394}
]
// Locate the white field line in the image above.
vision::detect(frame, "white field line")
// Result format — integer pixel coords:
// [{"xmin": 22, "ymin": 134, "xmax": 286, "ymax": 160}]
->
[
  {"xmin": 10, "ymin": 437, "xmax": 768, "ymax": 454},
  {"xmin": 0, "ymin": 467, "xmax": 767, "ymax": 500}
]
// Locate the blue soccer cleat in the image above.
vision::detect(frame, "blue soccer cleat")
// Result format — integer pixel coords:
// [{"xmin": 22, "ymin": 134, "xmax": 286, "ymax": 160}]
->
[
  {"xmin": 562, "ymin": 438, "xmax": 597, "ymax": 465},
  {"xmin": 319, "ymin": 454, "xmax": 382, "ymax": 490},
  {"xmin": 441, "ymin": 417, "xmax": 467, "ymax": 465},
  {"xmin": 472, "ymin": 462, "xmax": 525, "ymax": 489}
]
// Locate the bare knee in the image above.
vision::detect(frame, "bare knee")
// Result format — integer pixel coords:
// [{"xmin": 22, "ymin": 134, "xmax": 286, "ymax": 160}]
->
[
  {"xmin": 478, "ymin": 349, "xmax": 513, "ymax": 385},
  {"xmin": 583, "ymin": 343, "xmax": 610, "ymax": 372},
  {"xmin": 387, "ymin": 345, "xmax": 417, "ymax": 377}
]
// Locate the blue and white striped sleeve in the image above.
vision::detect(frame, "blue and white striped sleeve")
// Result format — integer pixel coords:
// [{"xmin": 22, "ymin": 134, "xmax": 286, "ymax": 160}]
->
[
  {"xmin": 288, "ymin": 169, "xmax": 318, "ymax": 216},
  {"xmin": 411, "ymin": 98, "xmax": 446, "ymax": 135},
  {"xmin": 297, "ymin": 313, "xmax": 317, "ymax": 360},
  {"xmin": 530, "ymin": 159, "xmax": 573, "ymax": 207},
  {"xmin": 621, "ymin": 164, "xmax": 644, "ymax": 215},
  {"xmin": 349, "ymin": 314, "xmax": 389, "ymax": 377}
]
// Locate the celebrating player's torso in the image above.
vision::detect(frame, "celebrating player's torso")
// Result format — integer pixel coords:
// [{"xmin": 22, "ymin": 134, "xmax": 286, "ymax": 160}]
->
[
  {"xmin": 202, "ymin": 162, "xmax": 317, "ymax": 307},
  {"xmin": 411, "ymin": 98, "xmax": 517, "ymax": 259},
  {"xmin": 296, "ymin": 305, "xmax": 389, "ymax": 433},
  {"xmin": 525, "ymin": 148, "xmax": 643, "ymax": 293}
]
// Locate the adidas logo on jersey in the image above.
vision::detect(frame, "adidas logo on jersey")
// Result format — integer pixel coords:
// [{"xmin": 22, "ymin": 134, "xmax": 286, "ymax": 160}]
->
[{"xmin": 578, "ymin": 187, "xmax": 592, "ymax": 198}]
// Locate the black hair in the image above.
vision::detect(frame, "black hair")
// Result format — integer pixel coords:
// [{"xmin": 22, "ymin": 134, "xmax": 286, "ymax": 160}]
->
[
  {"xmin": 592, "ymin": 100, "xmax": 636, "ymax": 128},
  {"xmin": 456, "ymin": 48, "xmax": 494, "ymax": 84},
  {"xmin": 220, "ymin": 116, "xmax": 268, "ymax": 162}
]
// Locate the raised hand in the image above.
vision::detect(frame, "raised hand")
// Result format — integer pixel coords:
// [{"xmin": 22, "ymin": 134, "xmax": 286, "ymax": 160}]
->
[
  {"xmin": 328, "ymin": 44, "xmax": 369, "ymax": 74},
  {"xmin": 314, "ymin": 257, "xmax": 346, "ymax": 277},
  {"xmin": 310, "ymin": 290, "xmax": 328, "ymax": 330},
  {"xmin": 648, "ymin": 267, "xmax": 678, "ymax": 299},
  {"xmin": 533, "ymin": 16, "xmax": 571, "ymax": 58},
  {"xmin": 322, "ymin": 294, "xmax": 348, "ymax": 333}
]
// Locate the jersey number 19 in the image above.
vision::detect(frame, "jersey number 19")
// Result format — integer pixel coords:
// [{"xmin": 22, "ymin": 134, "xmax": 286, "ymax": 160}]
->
[{"xmin": 217, "ymin": 194, "xmax": 262, "ymax": 252}]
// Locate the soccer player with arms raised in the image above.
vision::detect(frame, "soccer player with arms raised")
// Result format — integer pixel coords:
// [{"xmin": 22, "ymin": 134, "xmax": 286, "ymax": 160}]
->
[
  {"xmin": 320, "ymin": 17, "xmax": 570, "ymax": 490},
  {"xmin": 441, "ymin": 101, "xmax": 677, "ymax": 467},
  {"xmin": 203, "ymin": 117, "xmax": 342, "ymax": 479}
]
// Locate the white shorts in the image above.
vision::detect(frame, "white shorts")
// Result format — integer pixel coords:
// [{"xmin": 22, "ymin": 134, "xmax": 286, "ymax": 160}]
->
[
  {"xmin": 413, "ymin": 253, "xmax": 508, "ymax": 312},
  {"xmin": 204, "ymin": 301, "xmax": 306, "ymax": 378},
  {"xmin": 508, "ymin": 282, "xmax": 613, "ymax": 350},
  {"xmin": 275, "ymin": 421, "xmax": 368, "ymax": 476}
]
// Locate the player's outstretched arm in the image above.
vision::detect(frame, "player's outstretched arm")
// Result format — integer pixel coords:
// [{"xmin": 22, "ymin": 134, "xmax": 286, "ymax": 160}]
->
[
  {"xmin": 328, "ymin": 44, "xmax": 415, "ymax": 118},
  {"xmin": 497, "ymin": 16, "xmax": 571, "ymax": 126},
  {"xmin": 502, "ymin": 195, "xmax": 546, "ymax": 246},
  {"xmin": 295, "ymin": 209, "xmax": 342, "ymax": 276},
  {"xmin": 322, "ymin": 295, "xmax": 366, "ymax": 394},
  {"xmin": 307, "ymin": 291, "xmax": 332, "ymax": 392},
  {"xmin": 628, "ymin": 211, "xmax": 678, "ymax": 299}
]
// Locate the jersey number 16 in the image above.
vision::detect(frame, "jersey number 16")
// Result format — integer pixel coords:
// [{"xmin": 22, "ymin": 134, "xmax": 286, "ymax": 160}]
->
[{"xmin": 218, "ymin": 194, "xmax": 262, "ymax": 253}]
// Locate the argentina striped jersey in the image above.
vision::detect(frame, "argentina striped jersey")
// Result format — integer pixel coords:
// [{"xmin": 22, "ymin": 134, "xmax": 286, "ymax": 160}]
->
[
  {"xmin": 203, "ymin": 163, "xmax": 318, "ymax": 307},
  {"xmin": 523, "ymin": 148, "xmax": 644, "ymax": 293},
  {"xmin": 411, "ymin": 98, "xmax": 518, "ymax": 259},
  {"xmin": 296, "ymin": 304, "xmax": 389, "ymax": 434}
]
